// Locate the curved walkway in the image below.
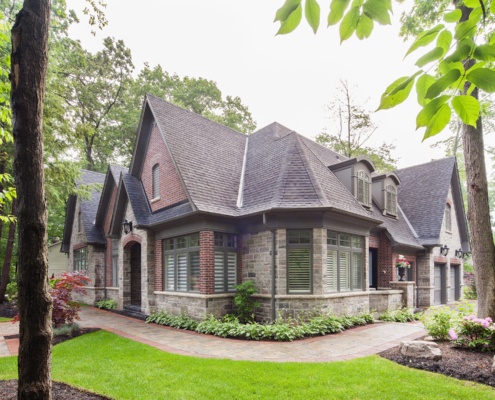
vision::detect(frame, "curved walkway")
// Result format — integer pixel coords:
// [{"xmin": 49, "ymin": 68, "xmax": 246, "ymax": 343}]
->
[{"xmin": 1, "ymin": 307, "xmax": 426, "ymax": 362}]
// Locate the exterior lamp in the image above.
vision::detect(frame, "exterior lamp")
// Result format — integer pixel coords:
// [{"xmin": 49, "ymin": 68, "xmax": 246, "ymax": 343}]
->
[
  {"xmin": 122, "ymin": 219, "xmax": 133, "ymax": 235},
  {"xmin": 455, "ymin": 248, "xmax": 463, "ymax": 258},
  {"xmin": 440, "ymin": 244, "xmax": 449, "ymax": 257}
]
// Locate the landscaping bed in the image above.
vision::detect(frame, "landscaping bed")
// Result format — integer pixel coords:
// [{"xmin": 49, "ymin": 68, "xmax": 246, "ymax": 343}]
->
[
  {"xmin": 0, "ymin": 380, "xmax": 111, "ymax": 400},
  {"xmin": 380, "ymin": 340, "xmax": 495, "ymax": 388}
]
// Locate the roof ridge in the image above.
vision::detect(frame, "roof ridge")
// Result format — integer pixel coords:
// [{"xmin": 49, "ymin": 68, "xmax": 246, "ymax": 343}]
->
[{"xmin": 395, "ymin": 156, "xmax": 455, "ymax": 173}]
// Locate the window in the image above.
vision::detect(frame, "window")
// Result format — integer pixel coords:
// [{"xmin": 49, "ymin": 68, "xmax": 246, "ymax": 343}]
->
[
  {"xmin": 111, "ymin": 239, "xmax": 119, "ymax": 287},
  {"xmin": 77, "ymin": 211, "xmax": 82, "ymax": 233},
  {"xmin": 327, "ymin": 231, "xmax": 363, "ymax": 292},
  {"xmin": 445, "ymin": 204, "xmax": 452, "ymax": 232},
  {"xmin": 357, "ymin": 170, "xmax": 371, "ymax": 206},
  {"xmin": 214, "ymin": 232, "xmax": 237, "ymax": 293},
  {"xmin": 152, "ymin": 164, "xmax": 160, "ymax": 199},
  {"xmin": 163, "ymin": 233, "xmax": 200, "ymax": 292},
  {"xmin": 73, "ymin": 247, "xmax": 88, "ymax": 272},
  {"xmin": 386, "ymin": 185, "xmax": 397, "ymax": 216},
  {"xmin": 287, "ymin": 230, "xmax": 312, "ymax": 294}
]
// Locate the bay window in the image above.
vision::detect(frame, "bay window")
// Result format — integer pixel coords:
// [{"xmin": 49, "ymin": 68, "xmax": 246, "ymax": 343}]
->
[
  {"xmin": 327, "ymin": 231, "xmax": 363, "ymax": 292},
  {"xmin": 163, "ymin": 233, "xmax": 200, "ymax": 292},
  {"xmin": 287, "ymin": 230, "xmax": 312, "ymax": 294}
]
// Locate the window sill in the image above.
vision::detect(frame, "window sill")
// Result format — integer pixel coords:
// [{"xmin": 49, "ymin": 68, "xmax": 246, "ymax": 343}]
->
[{"xmin": 151, "ymin": 197, "xmax": 161, "ymax": 203}]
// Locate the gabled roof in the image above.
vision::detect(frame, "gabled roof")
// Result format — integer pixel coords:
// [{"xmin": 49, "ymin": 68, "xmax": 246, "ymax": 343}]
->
[
  {"xmin": 395, "ymin": 157, "xmax": 469, "ymax": 249},
  {"xmin": 61, "ymin": 169, "xmax": 106, "ymax": 253},
  {"xmin": 95, "ymin": 164, "xmax": 127, "ymax": 228}
]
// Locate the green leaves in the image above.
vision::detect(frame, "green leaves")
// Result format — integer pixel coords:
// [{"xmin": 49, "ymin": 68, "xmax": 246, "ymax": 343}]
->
[
  {"xmin": 425, "ymin": 69, "xmax": 461, "ymax": 99},
  {"xmin": 405, "ymin": 24, "xmax": 443, "ymax": 58},
  {"xmin": 305, "ymin": 0, "xmax": 321, "ymax": 33},
  {"xmin": 275, "ymin": 0, "xmax": 303, "ymax": 34},
  {"xmin": 473, "ymin": 44, "xmax": 495, "ymax": 61},
  {"xmin": 444, "ymin": 9, "xmax": 462, "ymax": 23},
  {"xmin": 328, "ymin": 0, "xmax": 350, "ymax": 25},
  {"xmin": 339, "ymin": 6, "xmax": 360, "ymax": 42},
  {"xmin": 356, "ymin": 13, "xmax": 373, "ymax": 39},
  {"xmin": 452, "ymin": 96, "xmax": 480, "ymax": 127},
  {"xmin": 416, "ymin": 95, "xmax": 451, "ymax": 140},
  {"xmin": 377, "ymin": 72, "xmax": 420, "ymax": 110},
  {"xmin": 415, "ymin": 47, "xmax": 444, "ymax": 67},
  {"xmin": 466, "ymin": 68, "xmax": 495, "ymax": 92},
  {"xmin": 362, "ymin": 0, "xmax": 391, "ymax": 25}
]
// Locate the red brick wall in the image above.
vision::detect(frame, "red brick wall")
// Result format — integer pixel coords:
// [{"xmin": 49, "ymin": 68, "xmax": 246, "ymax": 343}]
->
[
  {"xmin": 104, "ymin": 184, "xmax": 118, "ymax": 287},
  {"xmin": 200, "ymin": 231, "xmax": 215, "ymax": 294},
  {"xmin": 141, "ymin": 123, "xmax": 188, "ymax": 211},
  {"xmin": 155, "ymin": 239, "xmax": 163, "ymax": 291},
  {"xmin": 393, "ymin": 252, "xmax": 417, "ymax": 282},
  {"xmin": 369, "ymin": 234, "xmax": 379, "ymax": 248},
  {"xmin": 377, "ymin": 232, "xmax": 393, "ymax": 288}
]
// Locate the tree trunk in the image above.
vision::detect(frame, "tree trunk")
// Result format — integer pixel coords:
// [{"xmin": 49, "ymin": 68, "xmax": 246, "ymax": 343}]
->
[
  {"xmin": 11, "ymin": 1, "xmax": 52, "ymax": 399},
  {"xmin": 462, "ymin": 111, "xmax": 495, "ymax": 319},
  {"xmin": 0, "ymin": 199, "xmax": 17, "ymax": 303}
]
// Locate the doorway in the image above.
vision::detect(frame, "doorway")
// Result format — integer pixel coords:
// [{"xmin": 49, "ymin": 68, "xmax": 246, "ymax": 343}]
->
[
  {"xmin": 434, "ymin": 264, "xmax": 446, "ymax": 305},
  {"xmin": 130, "ymin": 243, "xmax": 141, "ymax": 307}
]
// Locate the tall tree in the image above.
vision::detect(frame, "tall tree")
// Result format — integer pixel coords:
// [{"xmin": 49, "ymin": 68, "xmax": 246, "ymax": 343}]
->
[
  {"xmin": 315, "ymin": 79, "xmax": 397, "ymax": 172},
  {"xmin": 274, "ymin": 0, "xmax": 495, "ymax": 318},
  {"xmin": 11, "ymin": 2, "xmax": 52, "ymax": 399}
]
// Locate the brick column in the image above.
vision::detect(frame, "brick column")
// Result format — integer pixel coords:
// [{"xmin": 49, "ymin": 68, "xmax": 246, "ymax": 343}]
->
[
  {"xmin": 155, "ymin": 239, "xmax": 163, "ymax": 291},
  {"xmin": 200, "ymin": 231, "xmax": 215, "ymax": 294}
]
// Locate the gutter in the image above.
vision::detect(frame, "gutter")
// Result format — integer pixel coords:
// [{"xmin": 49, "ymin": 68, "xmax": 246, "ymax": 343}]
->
[{"xmin": 262, "ymin": 213, "xmax": 277, "ymax": 322}]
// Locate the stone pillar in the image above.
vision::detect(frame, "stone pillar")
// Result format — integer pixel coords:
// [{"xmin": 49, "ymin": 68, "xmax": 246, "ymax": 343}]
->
[
  {"xmin": 390, "ymin": 281, "xmax": 415, "ymax": 308},
  {"xmin": 313, "ymin": 228, "xmax": 325, "ymax": 295}
]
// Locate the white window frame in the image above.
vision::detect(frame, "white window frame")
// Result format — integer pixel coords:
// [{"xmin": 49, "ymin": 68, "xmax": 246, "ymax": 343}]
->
[
  {"xmin": 287, "ymin": 230, "xmax": 312, "ymax": 294},
  {"xmin": 357, "ymin": 170, "xmax": 371, "ymax": 207},
  {"xmin": 386, "ymin": 184, "xmax": 397, "ymax": 216},
  {"xmin": 327, "ymin": 231, "xmax": 363, "ymax": 292},
  {"xmin": 214, "ymin": 232, "xmax": 238, "ymax": 293},
  {"xmin": 163, "ymin": 233, "xmax": 200, "ymax": 292}
]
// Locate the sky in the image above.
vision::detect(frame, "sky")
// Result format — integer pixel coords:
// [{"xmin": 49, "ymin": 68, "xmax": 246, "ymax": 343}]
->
[{"xmin": 66, "ymin": 0, "xmax": 473, "ymax": 169}]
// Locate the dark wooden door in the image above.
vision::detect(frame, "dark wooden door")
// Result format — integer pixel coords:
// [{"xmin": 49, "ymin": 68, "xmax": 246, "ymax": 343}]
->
[{"xmin": 130, "ymin": 243, "xmax": 141, "ymax": 306}]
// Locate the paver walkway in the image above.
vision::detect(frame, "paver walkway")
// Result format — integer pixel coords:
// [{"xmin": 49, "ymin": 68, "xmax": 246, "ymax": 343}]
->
[{"xmin": 0, "ymin": 307, "xmax": 426, "ymax": 362}]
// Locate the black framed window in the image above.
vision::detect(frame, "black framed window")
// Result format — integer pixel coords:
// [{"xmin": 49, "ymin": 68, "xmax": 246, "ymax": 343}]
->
[
  {"xmin": 214, "ymin": 232, "xmax": 237, "ymax": 293},
  {"xmin": 163, "ymin": 233, "xmax": 200, "ymax": 292},
  {"xmin": 327, "ymin": 231, "xmax": 363, "ymax": 292},
  {"xmin": 287, "ymin": 230, "xmax": 312, "ymax": 294},
  {"xmin": 74, "ymin": 247, "xmax": 88, "ymax": 272}
]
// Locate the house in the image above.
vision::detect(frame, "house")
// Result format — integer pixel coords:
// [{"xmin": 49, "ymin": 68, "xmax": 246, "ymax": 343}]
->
[
  {"xmin": 48, "ymin": 241, "xmax": 68, "ymax": 277},
  {"xmin": 61, "ymin": 94, "xmax": 469, "ymax": 321}
]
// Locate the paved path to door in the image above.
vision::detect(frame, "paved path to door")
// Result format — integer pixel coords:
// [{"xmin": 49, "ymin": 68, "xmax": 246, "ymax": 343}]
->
[{"xmin": 1, "ymin": 307, "xmax": 426, "ymax": 362}]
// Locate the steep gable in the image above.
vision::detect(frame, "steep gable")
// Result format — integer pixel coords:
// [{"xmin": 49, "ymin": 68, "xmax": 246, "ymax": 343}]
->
[{"xmin": 396, "ymin": 157, "xmax": 457, "ymax": 245}]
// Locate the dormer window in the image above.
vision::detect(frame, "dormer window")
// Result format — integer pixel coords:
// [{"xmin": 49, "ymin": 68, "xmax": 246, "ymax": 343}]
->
[
  {"xmin": 445, "ymin": 203, "xmax": 452, "ymax": 232},
  {"xmin": 152, "ymin": 164, "xmax": 160, "ymax": 199},
  {"xmin": 386, "ymin": 185, "xmax": 397, "ymax": 216},
  {"xmin": 357, "ymin": 170, "xmax": 371, "ymax": 207}
]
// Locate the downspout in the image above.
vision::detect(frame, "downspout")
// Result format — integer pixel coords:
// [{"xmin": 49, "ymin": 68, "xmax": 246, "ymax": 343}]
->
[{"xmin": 262, "ymin": 213, "xmax": 276, "ymax": 322}]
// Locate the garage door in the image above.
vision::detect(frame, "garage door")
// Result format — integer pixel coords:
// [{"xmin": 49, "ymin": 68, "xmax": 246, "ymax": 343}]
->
[
  {"xmin": 450, "ymin": 265, "xmax": 460, "ymax": 302},
  {"xmin": 434, "ymin": 264, "xmax": 445, "ymax": 305}
]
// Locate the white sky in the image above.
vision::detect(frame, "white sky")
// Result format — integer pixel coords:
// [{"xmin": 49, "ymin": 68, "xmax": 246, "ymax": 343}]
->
[{"xmin": 66, "ymin": 0, "xmax": 483, "ymax": 169}]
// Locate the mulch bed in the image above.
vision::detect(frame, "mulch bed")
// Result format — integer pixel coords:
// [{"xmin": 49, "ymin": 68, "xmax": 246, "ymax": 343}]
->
[
  {"xmin": 0, "ymin": 302, "xmax": 18, "ymax": 318},
  {"xmin": 380, "ymin": 340, "xmax": 495, "ymax": 387},
  {"xmin": 0, "ymin": 380, "xmax": 112, "ymax": 400}
]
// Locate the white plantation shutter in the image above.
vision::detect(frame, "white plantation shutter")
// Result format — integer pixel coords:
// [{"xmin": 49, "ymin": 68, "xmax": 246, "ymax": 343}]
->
[
  {"xmin": 177, "ymin": 253, "xmax": 187, "ymax": 291},
  {"xmin": 339, "ymin": 251, "xmax": 350, "ymax": 291},
  {"xmin": 288, "ymin": 248, "xmax": 311, "ymax": 294},
  {"xmin": 165, "ymin": 254, "xmax": 175, "ymax": 290},
  {"xmin": 327, "ymin": 249, "xmax": 338, "ymax": 292},
  {"xmin": 227, "ymin": 252, "xmax": 237, "ymax": 291},
  {"xmin": 214, "ymin": 251, "xmax": 224, "ymax": 293},
  {"xmin": 352, "ymin": 252, "xmax": 362, "ymax": 289},
  {"xmin": 189, "ymin": 251, "xmax": 200, "ymax": 292}
]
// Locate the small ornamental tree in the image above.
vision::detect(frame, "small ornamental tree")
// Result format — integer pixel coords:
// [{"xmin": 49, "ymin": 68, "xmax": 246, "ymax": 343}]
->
[{"xmin": 50, "ymin": 271, "xmax": 90, "ymax": 327}]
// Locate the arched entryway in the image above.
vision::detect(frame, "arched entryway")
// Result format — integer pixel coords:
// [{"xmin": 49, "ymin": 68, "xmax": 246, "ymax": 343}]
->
[{"xmin": 130, "ymin": 243, "xmax": 142, "ymax": 307}]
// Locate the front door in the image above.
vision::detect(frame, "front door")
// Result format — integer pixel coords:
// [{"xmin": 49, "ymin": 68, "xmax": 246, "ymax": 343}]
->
[
  {"xmin": 450, "ymin": 265, "xmax": 460, "ymax": 302},
  {"xmin": 434, "ymin": 264, "xmax": 445, "ymax": 305},
  {"xmin": 130, "ymin": 243, "xmax": 141, "ymax": 307}
]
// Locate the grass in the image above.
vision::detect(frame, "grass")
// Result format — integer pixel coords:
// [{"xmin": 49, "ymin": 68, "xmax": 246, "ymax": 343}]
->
[
  {"xmin": 0, "ymin": 330, "xmax": 493, "ymax": 399},
  {"xmin": 0, "ymin": 317, "xmax": 11, "ymax": 322}
]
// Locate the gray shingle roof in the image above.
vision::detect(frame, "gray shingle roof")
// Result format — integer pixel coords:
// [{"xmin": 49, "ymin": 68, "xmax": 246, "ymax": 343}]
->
[
  {"xmin": 78, "ymin": 170, "xmax": 106, "ymax": 244},
  {"xmin": 122, "ymin": 173, "xmax": 151, "ymax": 226},
  {"xmin": 395, "ymin": 157, "xmax": 456, "ymax": 245}
]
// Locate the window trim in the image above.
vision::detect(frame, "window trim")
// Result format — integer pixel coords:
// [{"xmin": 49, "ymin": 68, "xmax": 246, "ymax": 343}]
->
[
  {"xmin": 214, "ymin": 232, "xmax": 238, "ymax": 293},
  {"xmin": 445, "ymin": 203, "xmax": 452, "ymax": 232},
  {"xmin": 385, "ymin": 184, "xmax": 397, "ymax": 217},
  {"xmin": 152, "ymin": 163, "xmax": 160, "ymax": 200},
  {"xmin": 327, "ymin": 231, "xmax": 364, "ymax": 293},
  {"xmin": 111, "ymin": 239, "xmax": 119, "ymax": 287},
  {"xmin": 73, "ymin": 247, "xmax": 88, "ymax": 272},
  {"xmin": 287, "ymin": 229, "xmax": 313, "ymax": 295},
  {"xmin": 163, "ymin": 233, "xmax": 200, "ymax": 293},
  {"xmin": 356, "ymin": 170, "xmax": 371, "ymax": 207}
]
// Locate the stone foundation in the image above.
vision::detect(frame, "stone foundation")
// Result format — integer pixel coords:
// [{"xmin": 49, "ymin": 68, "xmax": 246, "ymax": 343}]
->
[{"xmin": 369, "ymin": 290, "xmax": 404, "ymax": 312}]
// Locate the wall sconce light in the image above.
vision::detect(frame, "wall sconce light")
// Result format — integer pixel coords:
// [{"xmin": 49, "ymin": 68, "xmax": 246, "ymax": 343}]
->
[
  {"xmin": 440, "ymin": 244, "xmax": 449, "ymax": 257},
  {"xmin": 122, "ymin": 219, "xmax": 133, "ymax": 235},
  {"xmin": 455, "ymin": 248, "xmax": 463, "ymax": 258}
]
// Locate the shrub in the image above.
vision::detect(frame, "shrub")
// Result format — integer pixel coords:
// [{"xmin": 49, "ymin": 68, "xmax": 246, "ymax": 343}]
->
[
  {"xmin": 95, "ymin": 299, "xmax": 118, "ymax": 310},
  {"xmin": 449, "ymin": 315, "xmax": 495, "ymax": 352},
  {"xmin": 421, "ymin": 307, "xmax": 458, "ymax": 340},
  {"xmin": 146, "ymin": 311, "xmax": 198, "ymax": 330},
  {"xmin": 53, "ymin": 323, "xmax": 80, "ymax": 337},
  {"xmin": 233, "ymin": 281, "xmax": 260, "ymax": 323},
  {"xmin": 463, "ymin": 263, "xmax": 474, "ymax": 273},
  {"xmin": 6, "ymin": 282, "xmax": 17, "ymax": 302},
  {"xmin": 50, "ymin": 271, "xmax": 90, "ymax": 327},
  {"xmin": 379, "ymin": 308, "xmax": 419, "ymax": 323},
  {"xmin": 464, "ymin": 284, "xmax": 477, "ymax": 300}
]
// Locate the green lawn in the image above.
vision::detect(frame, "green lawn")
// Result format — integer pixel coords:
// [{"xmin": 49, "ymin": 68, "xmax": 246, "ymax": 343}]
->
[
  {"xmin": 0, "ymin": 330, "xmax": 493, "ymax": 399},
  {"xmin": 0, "ymin": 317, "xmax": 11, "ymax": 322}
]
